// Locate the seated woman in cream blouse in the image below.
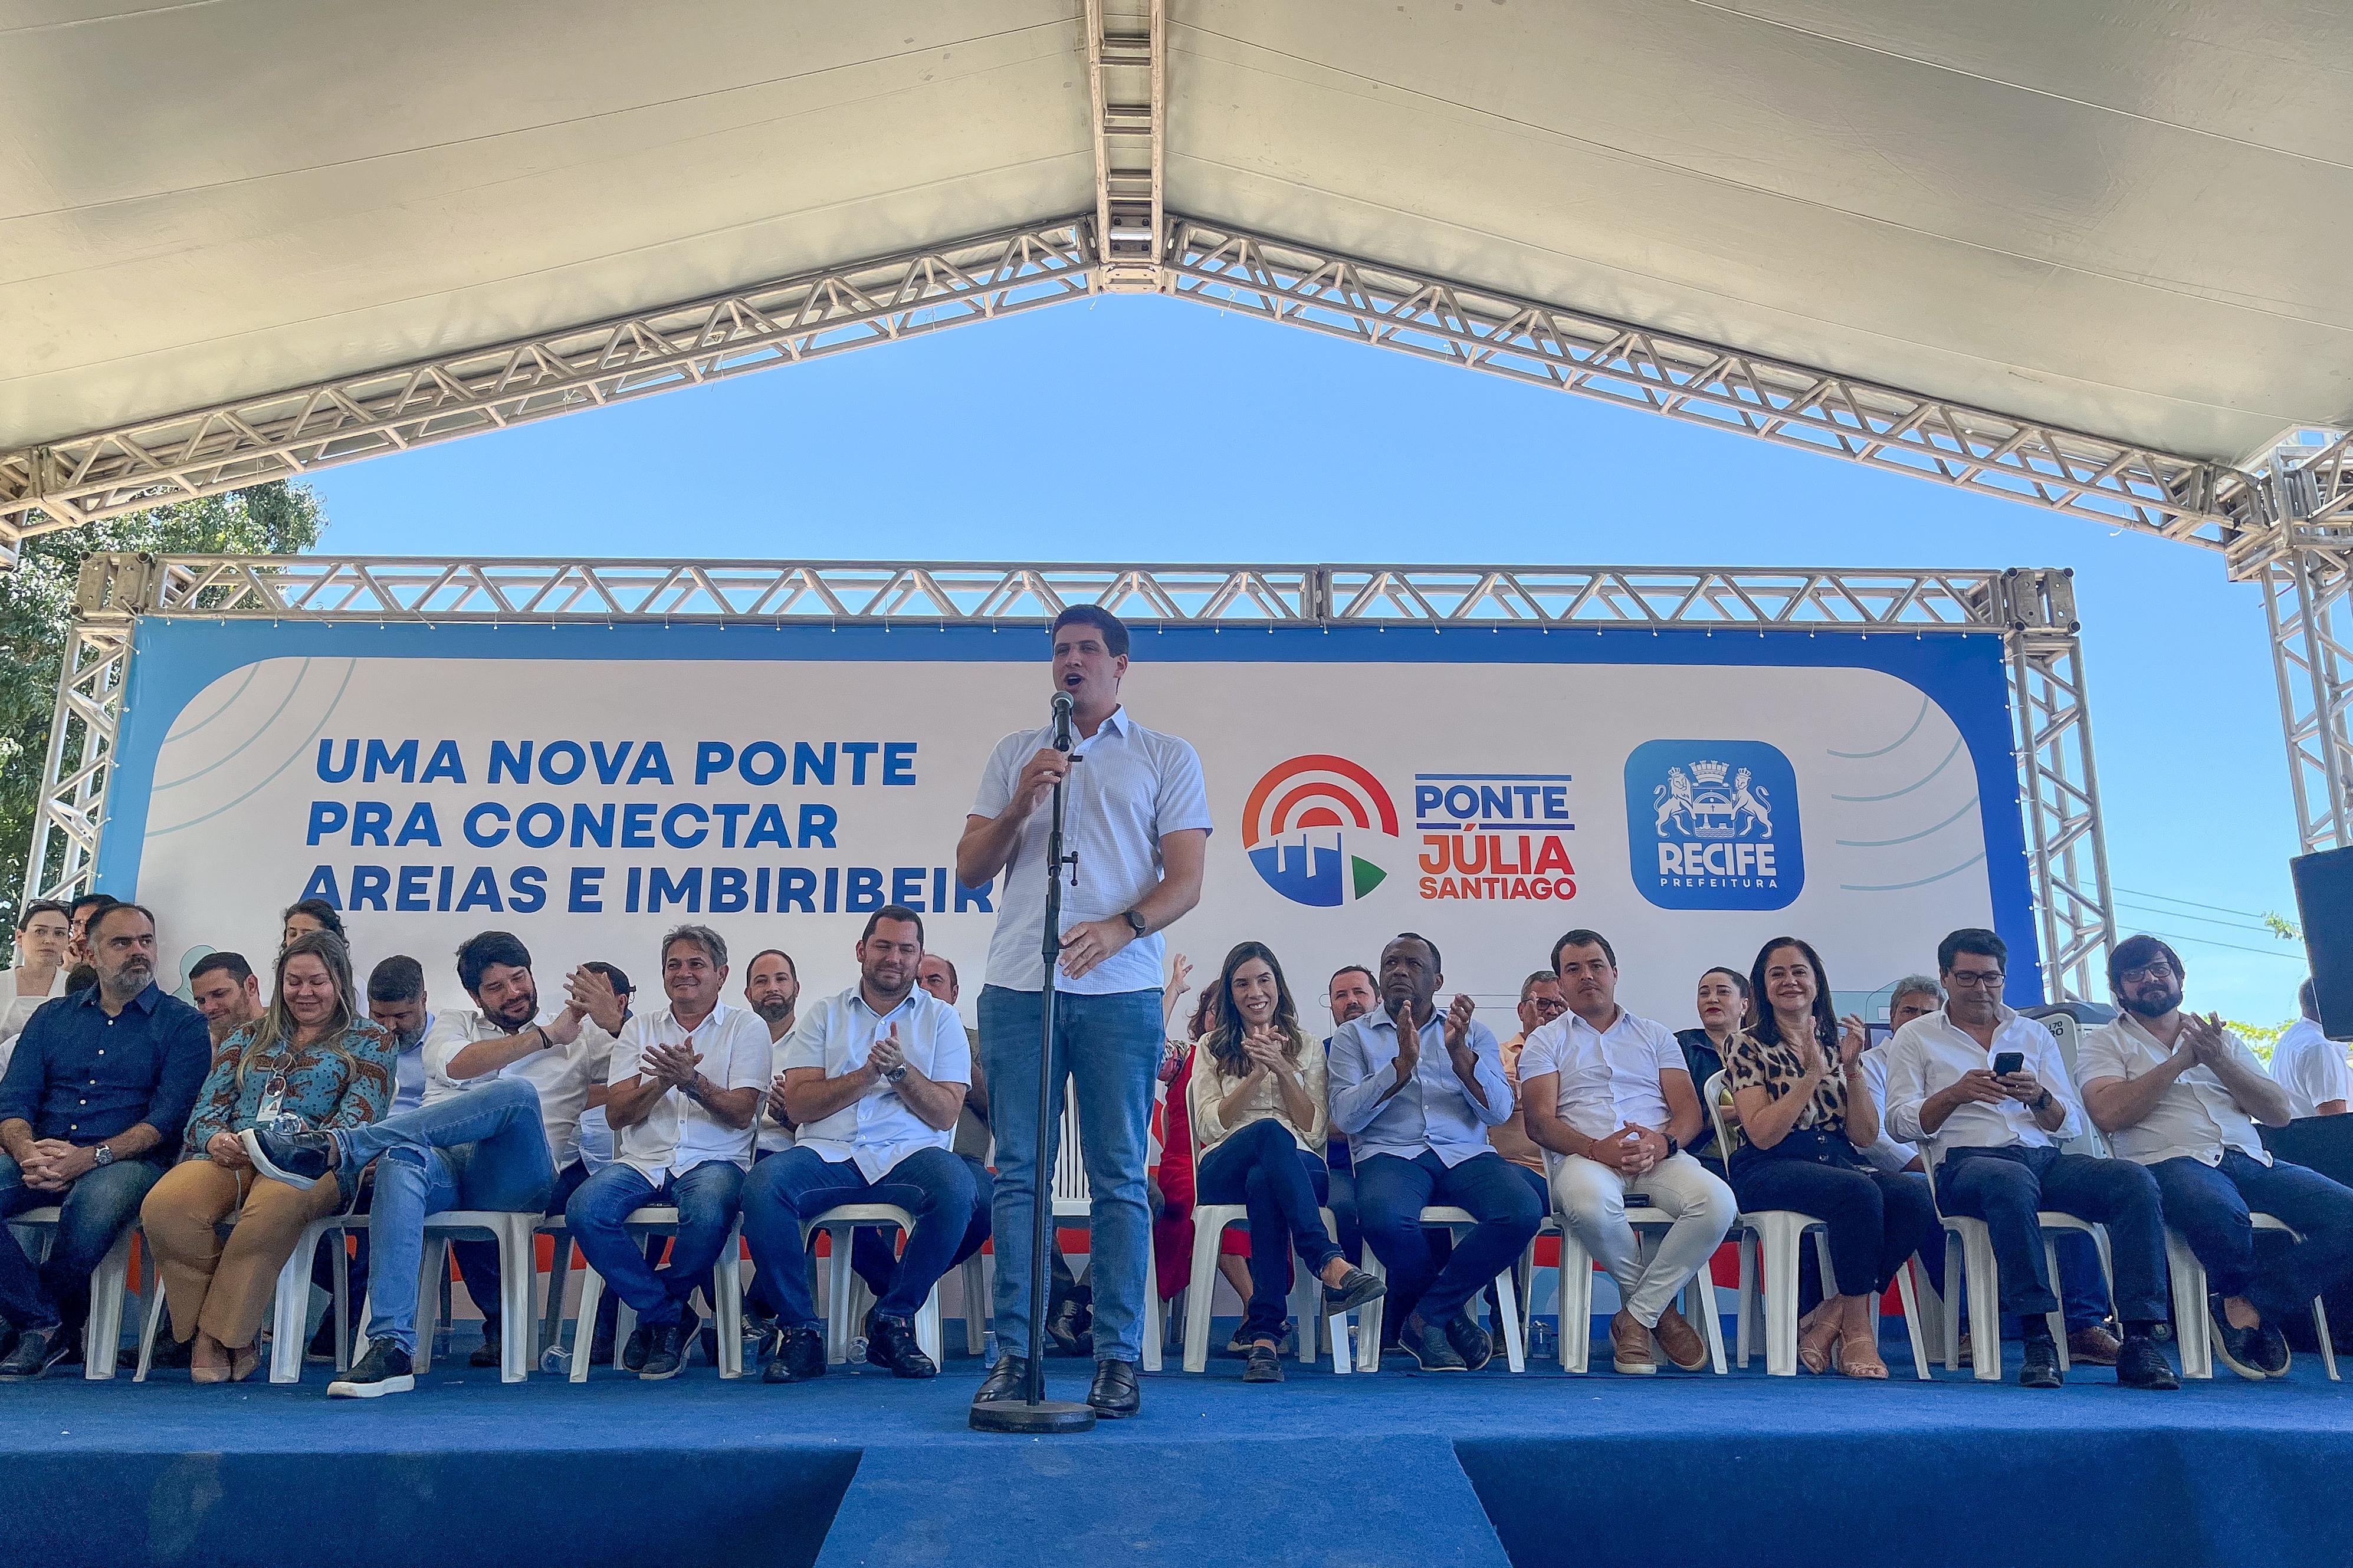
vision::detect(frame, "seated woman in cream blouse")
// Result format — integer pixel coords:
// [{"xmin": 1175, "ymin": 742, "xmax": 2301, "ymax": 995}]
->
[{"xmin": 1186, "ymin": 940, "xmax": 1386, "ymax": 1382}]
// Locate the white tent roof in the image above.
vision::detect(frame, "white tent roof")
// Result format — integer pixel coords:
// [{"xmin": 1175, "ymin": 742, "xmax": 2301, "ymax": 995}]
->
[{"xmin": 5, "ymin": 0, "xmax": 2348, "ymax": 482}]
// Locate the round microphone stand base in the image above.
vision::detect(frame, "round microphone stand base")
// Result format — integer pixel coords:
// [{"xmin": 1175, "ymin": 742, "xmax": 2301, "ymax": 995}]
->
[{"xmin": 969, "ymin": 1398, "xmax": 1097, "ymax": 1434}]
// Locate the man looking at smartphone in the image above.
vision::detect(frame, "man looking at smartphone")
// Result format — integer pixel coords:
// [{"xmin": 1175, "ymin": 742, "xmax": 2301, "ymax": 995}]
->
[{"xmin": 1882, "ymin": 928, "xmax": 2177, "ymax": 1390}]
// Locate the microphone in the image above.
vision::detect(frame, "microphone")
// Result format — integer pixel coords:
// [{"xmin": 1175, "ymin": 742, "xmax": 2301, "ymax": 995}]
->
[{"xmin": 1050, "ymin": 689, "xmax": 1075, "ymax": 752}]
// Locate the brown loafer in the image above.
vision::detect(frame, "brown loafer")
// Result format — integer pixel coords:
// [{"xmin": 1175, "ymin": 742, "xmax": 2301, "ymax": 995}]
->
[
  {"xmin": 2067, "ymin": 1324, "xmax": 2122, "ymax": 1367},
  {"xmin": 1652, "ymin": 1303, "xmax": 1709, "ymax": 1371},
  {"xmin": 1609, "ymin": 1309, "xmax": 1656, "ymax": 1375}
]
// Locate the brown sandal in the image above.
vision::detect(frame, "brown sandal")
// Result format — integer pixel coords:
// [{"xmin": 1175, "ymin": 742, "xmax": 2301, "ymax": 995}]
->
[
  {"xmin": 1796, "ymin": 1310, "xmax": 1840, "ymax": 1375},
  {"xmin": 1832, "ymin": 1321, "xmax": 1888, "ymax": 1379}
]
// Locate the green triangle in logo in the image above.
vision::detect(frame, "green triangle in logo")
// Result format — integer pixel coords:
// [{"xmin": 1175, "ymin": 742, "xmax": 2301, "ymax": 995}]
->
[{"xmin": 1350, "ymin": 857, "xmax": 1387, "ymax": 900}]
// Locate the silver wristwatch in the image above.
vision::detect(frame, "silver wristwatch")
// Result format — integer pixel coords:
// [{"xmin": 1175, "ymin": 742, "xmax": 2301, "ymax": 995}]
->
[
  {"xmin": 93, "ymin": 1144, "xmax": 115, "ymax": 1168},
  {"xmin": 884, "ymin": 1064, "xmax": 908, "ymax": 1084}
]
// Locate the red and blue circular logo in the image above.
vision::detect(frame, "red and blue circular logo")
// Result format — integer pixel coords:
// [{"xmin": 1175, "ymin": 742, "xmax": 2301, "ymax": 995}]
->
[{"xmin": 1242, "ymin": 755, "xmax": 1399, "ymax": 907}]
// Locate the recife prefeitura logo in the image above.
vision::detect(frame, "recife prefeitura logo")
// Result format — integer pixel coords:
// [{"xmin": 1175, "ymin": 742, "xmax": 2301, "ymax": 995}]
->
[
  {"xmin": 1243, "ymin": 754, "xmax": 1399, "ymax": 908},
  {"xmin": 1623, "ymin": 739, "xmax": 1803, "ymax": 910}
]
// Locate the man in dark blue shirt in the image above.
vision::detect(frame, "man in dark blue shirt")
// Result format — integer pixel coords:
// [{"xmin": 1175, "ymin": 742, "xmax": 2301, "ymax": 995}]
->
[{"xmin": 0, "ymin": 901, "xmax": 209, "ymax": 1379}]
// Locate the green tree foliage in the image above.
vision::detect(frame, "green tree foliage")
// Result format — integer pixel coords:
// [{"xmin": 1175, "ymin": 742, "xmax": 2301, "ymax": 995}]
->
[{"xmin": 0, "ymin": 484, "xmax": 324, "ymax": 921}]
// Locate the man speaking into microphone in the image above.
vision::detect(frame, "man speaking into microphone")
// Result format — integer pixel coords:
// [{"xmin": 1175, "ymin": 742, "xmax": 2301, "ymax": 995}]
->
[{"xmin": 959, "ymin": 606, "xmax": 1210, "ymax": 1419}]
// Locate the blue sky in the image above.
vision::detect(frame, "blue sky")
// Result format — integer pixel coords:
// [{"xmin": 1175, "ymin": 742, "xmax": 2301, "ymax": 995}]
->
[{"xmin": 306, "ymin": 294, "xmax": 2309, "ymax": 1023}]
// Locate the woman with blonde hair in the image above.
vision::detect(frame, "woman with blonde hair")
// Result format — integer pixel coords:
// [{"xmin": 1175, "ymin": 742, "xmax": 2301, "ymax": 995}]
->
[
  {"xmin": 1186, "ymin": 941, "xmax": 1384, "ymax": 1382},
  {"xmin": 140, "ymin": 931, "xmax": 395, "ymax": 1381}
]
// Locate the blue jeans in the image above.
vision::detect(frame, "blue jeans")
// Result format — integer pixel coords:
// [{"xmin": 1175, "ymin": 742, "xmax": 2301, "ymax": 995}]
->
[
  {"xmin": 563, "ymin": 1158, "xmax": 745, "ymax": 1327},
  {"xmin": 334, "ymin": 1077, "xmax": 557, "ymax": 1356},
  {"xmin": 1196, "ymin": 1119, "xmax": 1338, "ymax": 1343},
  {"xmin": 977, "ymin": 984, "xmax": 1162, "ymax": 1363},
  {"xmin": 1940, "ymin": 1145, "xmax": 2167, "ymax": 1324},
  {"xmin": 0, "ymin": 1152, "xmax": 160, "ymax": 1334},
  {"xmin": 741, "ymin": 1145, "xmax": 978, "ymax": 1330},
  {"xmin": 1357, "ymin": 1149, "xmax": 1544, "ymax": 1328},
  {"xmin": 2150, "ymin": 1150, "xmax": 2353, "ymax": 1322}
]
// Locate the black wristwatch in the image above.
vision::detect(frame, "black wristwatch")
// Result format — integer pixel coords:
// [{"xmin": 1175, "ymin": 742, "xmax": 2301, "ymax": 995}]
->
[
  {"xmin": 1663, "ymin": 1135, "xmax": 1681, "ymax": 1158},
  {"xmin": 1120, "ymin": 909, "xmax": 1147, "ymax": 938},
  {"xmin": 2031, "ymin": 1090, "xmax": 2054, "ymax": 1114}
]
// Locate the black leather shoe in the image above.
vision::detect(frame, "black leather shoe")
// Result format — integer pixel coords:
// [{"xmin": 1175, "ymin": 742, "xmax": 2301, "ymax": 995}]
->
[
  {"xmin": 973, "ymin": 1355, "xmax": 1031, "ymax": 1405},
  {"xmin": 467, "ymin": 1327, "xmax": 500, "ymax": 1370},
  {"xmin": 1087, "ymin": 1358, "xmax": 1141, "ymax": 1418},
  {"xmin": 640, "ymin": 1312, "xmax": 696, "ymax": 1380},
  {"xmin": 2208, "ymin": 1294, "xmax": 2280, "ymax": 1380},
  {"xmin": 241, "ymin": 1122, "xmax": 337, "ymax": 1188},
  {"xmin": 1321, "ymin": 1266, "xmax": 1386, "ymax": 1316},
  {"xmin": 1242, "ymin": 1342, "xmax": 1285, "ymax": 1383},
  {"xmin": 1446, "ymin": 1310, "xmax": 1495, "ymax": 1372},
  {"xmin": 864, "ymin": 1311, "xmax": 938, "ymax": 1379},
  {"xmin": 0, "ymin": 1325, "xmax": 71, "ymax": 1382},
  {"xmin": 621, "ymin": 1323, "xmax": 652, "ymax": 1373},
  {"xmin": 1403, "ymin": 1313, "xmax": 1466, "ymax": 1372},
  {"xmin": 762, "ymin": 1324, "xmax": 826, "ymax": 1384},
  {"xmin": 2116, "ymin": 1333, "xmax": 2180, "ymax": 1390},
  {"xmin": 2018, "ymin": 1336, "xmax": 2063, "ymax": 1389}
]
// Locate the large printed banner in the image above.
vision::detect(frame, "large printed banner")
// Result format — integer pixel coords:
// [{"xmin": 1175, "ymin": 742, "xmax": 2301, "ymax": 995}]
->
[{"xmin": 102, "ymin": 621, "xmax": 2037, "ymax": 1020}]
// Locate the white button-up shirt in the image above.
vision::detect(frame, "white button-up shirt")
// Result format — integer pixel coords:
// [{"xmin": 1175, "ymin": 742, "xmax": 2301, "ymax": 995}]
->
[
  {"xmin": 755, "ymin": 1013, "xmax": 798, "ymax": 1155},
  {"xmin": 422, "ymin": 1007, "xmax": 614, "ymax": 1170},
  {"xmin": 1882, "ymin": 1005, "xmax": 2083, "ymax": 1162},
  {"xmin": 2272, "ymin": 1018, "xmax": 2352, "ymax": 1120},
  {"xmin": 2076, "ymin": 1013, "xmax": 2272, "ymax": 1168},
  {"xmin": 1328, "ymin": 1008, "xmax": 1511, "ymax": 1167},
  {"xmin": 1517, "ymin": 1008, "xmax": 1686, "ymax": 1160},
  {"xmin": 782, "ymin": 985, "xmax": 972, "ymax": 1182},
  {"xmin": 972, "ymin": 705, "xmax": 1212, "ymax": 995},
  {"xmin": 1854, "ymin": 1047, "xmax": 1921, "ymax": 1174},
  {"xmin": 609, "ymin": 1001, "xmax": 769, "ymax": 1179}
]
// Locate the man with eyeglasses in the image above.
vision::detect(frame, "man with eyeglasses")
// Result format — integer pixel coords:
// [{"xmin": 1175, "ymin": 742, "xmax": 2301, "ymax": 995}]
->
[
  {"xmin": 2077, "ymin": 935, "xmax": 2353, "ymax": 1380},
  {"xmin": 1882, "ymin": 928, "xmax": 2177, "ymax": 1389},
  {"xmin": 1487, "ymin": 970, "xmax": 1566, "ymax": 1198}
]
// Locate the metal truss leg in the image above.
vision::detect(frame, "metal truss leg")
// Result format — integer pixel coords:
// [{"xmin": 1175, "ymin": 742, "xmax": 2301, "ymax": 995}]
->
[{"xmin": 2261, "ymin": 544, "xmax": 2353, "ymax": 853}]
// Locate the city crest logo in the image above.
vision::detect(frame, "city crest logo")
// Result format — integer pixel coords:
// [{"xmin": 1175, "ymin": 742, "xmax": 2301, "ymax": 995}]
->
[
  {"xmin": 1623, "ymin": 739, "xmax": 1802, "ymax": 910},
  {"xmin": 1242, "ymin": 754, "xmax": 1398, "ymax": 908}
]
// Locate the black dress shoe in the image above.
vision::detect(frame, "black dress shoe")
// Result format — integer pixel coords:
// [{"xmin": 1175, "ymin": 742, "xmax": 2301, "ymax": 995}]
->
[
  {"xmin": 2116, "ymin": 1334, "xmax": 2180, "ymax": 1390},
  {"xmin": 1446, "ymin": 1310, "xmax": 1494, "ymax": 1372},
  {"xmin": 2018, "ymin": 1336, "xmax": 2063, "ymax": 1389},
  {"xmin": 762, "ymin": 1324, "xmax": 826, "ymax": 1384},
  {"xmin": 621, "ymin": 1323, "xmax": 652, "ymax": 1373},
  {"xmin": 467, "ymin": 1327, "xmax": 501, "ymax": 1370},
  {"xmin": 1087, "ymin": 1358, "xmax": 1141, "ymax": 1418},
  {"xmin": 1242, "ymin": 1342, "xmax": 1285, "ymax": 1383},
  {"xmin": 1320, "ymin": 1266, "xmax": 1386, "ymax": 1316},
  {"xmin": 0, "ymin": 1325, "xmax": 73, "ymax": 1382},
  {"xmin": 864, "ymin": 1311, "xmax": 938, "ymax": 1379},
  {"xmin": 1403, "ymin": 1313, "xmax": 1466, "ymax": 1372},
  {"xmin": 973, "ymin": 1355, "xmax": 1031, "ymax": 1405},
  {"xmin": 2208, "ymin": 1294, "xmax": 2281, "ymax": 1380}
]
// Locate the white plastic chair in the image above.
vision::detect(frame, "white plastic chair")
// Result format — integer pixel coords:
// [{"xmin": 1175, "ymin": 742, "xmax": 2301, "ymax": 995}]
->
[
  {"xmin": 1355, "ymin": 1207, "xmax": 1528, "ymax": 1372},
  {"xmin": 808, "ymin": 1203, "xmax": 946, "ymax": 1366},
  {"xmin": 6, "ymin": 1207, "xmax": 139, "ymax": 1381},
  {"xmin": 132, "ymin": 1210, "xmax": 366, "ymax": 1383},
  {"xmin": 1048, "ymin": 1080, "xmax": 1163, "ymax": 1370},
  {"xmin": 1922, "ymin": 1148, "xmax": 2115, "ymax": 1382},
  {"xmin": 2166, "ymin": 1216, "xmax": 2340, "ymax": 1381},
  {"xmin": 1181, "ymin": 1201, "xmax": 1353, "ymax": 1373},
  {"xmin": 402, "ymin": 1209, "xmax": 541, "ymax": 1382},
  {"xmin": 565, "ymin": 1205, "xmax": 744, "ymax": 1380},
  {"xmin": 1704, "ymin": 1073, "xmax": 1932, "ymax": 1379}
]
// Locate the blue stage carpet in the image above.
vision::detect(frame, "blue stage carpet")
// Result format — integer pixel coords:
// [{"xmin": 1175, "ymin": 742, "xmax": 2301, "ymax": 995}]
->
[{"xmin": 11, "ymin": 1340, "xmax": 2351, "ymax": 1568}]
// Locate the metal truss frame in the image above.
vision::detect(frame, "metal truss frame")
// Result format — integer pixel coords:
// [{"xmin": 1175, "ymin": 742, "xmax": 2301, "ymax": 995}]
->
[{"xmin": 25, "ymin": 555, "xmax": 2111, "ymax": 1001}]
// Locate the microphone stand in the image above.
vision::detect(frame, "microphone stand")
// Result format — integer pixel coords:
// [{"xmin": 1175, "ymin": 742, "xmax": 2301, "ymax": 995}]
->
[{"xmin": 971, "ymin": 692, "xmax": 1096, "ymax": 1434}]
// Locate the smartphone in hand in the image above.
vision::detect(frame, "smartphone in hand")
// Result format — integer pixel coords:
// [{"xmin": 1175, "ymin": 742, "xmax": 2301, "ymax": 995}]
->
[{"xmin": 1992, "ymin": 1051, "xmax": 2024, "ymax": 1077}]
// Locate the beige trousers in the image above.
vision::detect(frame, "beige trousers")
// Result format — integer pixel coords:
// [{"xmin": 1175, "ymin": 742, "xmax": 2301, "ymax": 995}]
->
[{"xmin": 140, "ymin": 1158, "xmax": 346, "ymax": 1350}]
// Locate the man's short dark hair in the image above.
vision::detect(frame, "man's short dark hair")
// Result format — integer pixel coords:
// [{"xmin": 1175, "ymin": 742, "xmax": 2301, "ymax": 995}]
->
[
  {"xmin": 456, "ymin": 930, "xmax": 533, "ymax": 994},
  {"xmin": 2108, "ymin": 933, "xmax": 2184, "ymax": 990},
  {"xmin": 749, "ymin": 948, "xmax": 798, "ymax": 979},
  {"xmin": 69, "ymin": 892, "xmax": 118, "ymax": 921},
  {"xmin": 367, "ymin": 954, "xmax": 426, "ymax": 1004},
  {"xmin": 189, "ymin": 951, "xmax": 254, "ymax": 988},
  {"xmin": 86, "ymin": 900, "xmax": 155, "ymax": 944},
  {"xmin": 583, "ymin": 959, "xmax": 632, "ymax": 997},
  {"xmin": 861, "ymin": 905, "xmax": 926, "ymax": 945},
  {"xmin": 1051, "ymin": 604, "xmax": 1129, "ymax": 658},
  {"xmin": 1329, "ymin": 964, "xmax": 1375, "ymax": 993},
  {"xmin": 281, "ymin": 897, "xmax": 346, "ymax": 939},
  {"xmin": 1551, "ymin": 928, "xmax": 1617, "ymax": 972},
  {"xmin": 920, "ymin": 952, "xmax": 955, "ymax": 987},
  {"xmin": 1389, "ymin": 931, "xmax": 1442, "ymax": 975},
  {"xmin": 1937, "ymin": 928, "xmax": 2009, "ymax": 974}
]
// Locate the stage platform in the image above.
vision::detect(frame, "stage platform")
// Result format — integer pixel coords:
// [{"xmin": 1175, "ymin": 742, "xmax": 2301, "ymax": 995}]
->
[{"xmin": 16, "ymin": 1333, "xmax": 2350, "ymax": 1568}]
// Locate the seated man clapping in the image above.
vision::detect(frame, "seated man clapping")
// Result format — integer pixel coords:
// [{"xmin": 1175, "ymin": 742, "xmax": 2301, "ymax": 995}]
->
[{"xmin": 740, "ymin": 906, "xmax": 976, "ymax": 1383}]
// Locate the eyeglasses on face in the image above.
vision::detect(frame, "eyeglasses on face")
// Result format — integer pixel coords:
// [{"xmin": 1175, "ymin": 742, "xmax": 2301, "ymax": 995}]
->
[{"xmin": 1946, "ymin": 969, "xmax": 2005, "ymax": 990}]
